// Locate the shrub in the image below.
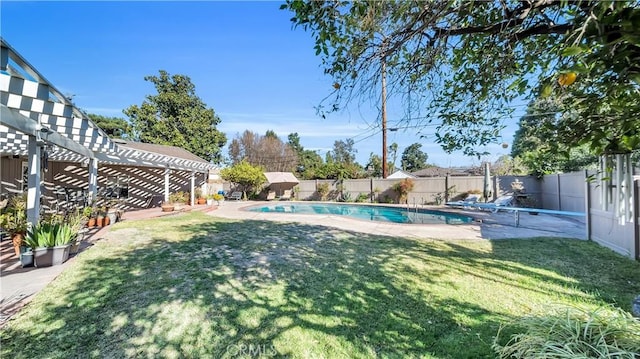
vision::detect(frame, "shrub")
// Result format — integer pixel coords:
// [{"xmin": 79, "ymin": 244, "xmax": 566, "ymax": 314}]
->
[
  {"xmin": 391, "ymin": 178, "xmax": 415, "ymax": 204},
  {"xmin": 355, "ymin": 193, "xmax": 369, "ymax": 203},
  {"xmin": 316, "ymin": 182, "xmax": 330, "ymax": 201},
  {"xmin": 169, "ymin": 191, "xmax": 189, "ymax": 204},
  {"xmin": 493, "ymin": 305, "xmax": 640, "ymax": 359}
]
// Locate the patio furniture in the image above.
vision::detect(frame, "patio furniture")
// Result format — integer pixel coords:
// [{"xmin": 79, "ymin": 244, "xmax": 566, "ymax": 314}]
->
[
  {"xmin": 228, "ymin": 191, "xmax": 243, "ymax": 201},
  {"xmin": 266, "ymin": 191, "xmax": 276, "ymax": 201},
  {"xmin": 445, "ymin": 194, "xmax": 480, "ymax": 208},
  {"xmin": 279, "ymin": 189, "xmax": 292, "ymax": 201}
]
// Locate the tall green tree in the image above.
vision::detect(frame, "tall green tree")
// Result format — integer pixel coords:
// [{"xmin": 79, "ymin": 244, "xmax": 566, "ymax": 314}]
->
[
  {"xmin": 388, "ymin": 142, "xmax": 398, "ymax": 173},
  {"xmin": 283, "ymin": 1, "xmax": 640, "ymax": 158},
  {"xmin": 287, "ymin": 133, "xmax": 324, "ymax": 179},
  {"xmin": 511, "ymin": 100, "xmax": 598, "ymax": 176},
  {"xmin": 323, "ymin": 138, "xmax": 364, "ymax": 179},
  {"xmin": 124, "ymin": 70, "xmax": 227, "ymax": 163},
  {"xmin": 328, "ymin": 138, "xmax": 357, "ymax": 164},
  {"xmin": 401, "ymin": 143, "xmax": 428, "ymax": 172},
  {"xmin": 88, "ymin": 114, "xmax": 132, "ymax": 139}
]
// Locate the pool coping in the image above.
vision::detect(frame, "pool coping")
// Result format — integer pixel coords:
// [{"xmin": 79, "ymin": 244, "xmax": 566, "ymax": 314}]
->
[{"xmin": 210, "ymin": 201, "xmax": 587, "ymax": 241}]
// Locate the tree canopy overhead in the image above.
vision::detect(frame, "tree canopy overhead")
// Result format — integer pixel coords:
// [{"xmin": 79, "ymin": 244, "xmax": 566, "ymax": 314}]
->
[
  {"xmin": 124, "ymin": 70, "xmax": 227, "ymax": 163},
  {"xmin": 283, "ymin": 1, "xmax": 640, "ymax": 157}
]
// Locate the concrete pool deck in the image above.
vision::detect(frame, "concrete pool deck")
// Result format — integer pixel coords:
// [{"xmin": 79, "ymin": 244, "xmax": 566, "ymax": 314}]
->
[{"xmin": 210, "ymin": 200, "xmax": 587, "ymax": 241}]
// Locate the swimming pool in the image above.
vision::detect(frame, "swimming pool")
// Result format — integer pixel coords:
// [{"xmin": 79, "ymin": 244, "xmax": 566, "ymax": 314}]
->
[{"xmin": 246, "ymin": 203, "xmax": 473, "ymax": 225}]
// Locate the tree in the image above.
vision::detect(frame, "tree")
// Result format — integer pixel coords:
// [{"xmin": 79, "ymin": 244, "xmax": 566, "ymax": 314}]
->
[
  {"xmin": 511, "ymin": 100, "xmax": 598, "ymax": 176},
  {"xmin": 388, "ymin": 142, "xmax": 398, "ymax": 173},
  {"xmin": 283, "ymin": 1, "xmax": 640, "ymax": 157},
  {"xmin": 88, "ymin": 114, "xmax": 132, "ymax": 139},
  {"xmin": 492, "ymin": 155, "xmax": 528, "ymax": 176},
  {"xmin": 328, "ymin": 138, "xmax": 357, "ymax": 164},
  {"xmin": 401, "ymin": 143, "xmax": 428, "ymax": 172},
  {"xmin": 287, "ymin": 133, "xmax": 324, "ymax": 179},
  {"xmin": 365, "ymin": 152, "xmax": 382, "ymax": 178},
  {"xmin": 124, "ymin": 70, "xmax": 227, "ymax": 163},
  {"xmin": 323, "ymin": 138, "xmax": 364, "ymax": 179},
  {"xmin": 229, "ymin": 130, "xmax": 297, "ymax": 172},
  {"xmin": 220, "ymin": 160, "xmax": 265, "ymax": 199}
]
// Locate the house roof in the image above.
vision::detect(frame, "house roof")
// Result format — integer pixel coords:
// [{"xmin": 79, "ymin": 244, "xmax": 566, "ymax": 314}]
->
[{"xmin": 387, "ymin": 170, "xmax": 417, "ymax": 179}]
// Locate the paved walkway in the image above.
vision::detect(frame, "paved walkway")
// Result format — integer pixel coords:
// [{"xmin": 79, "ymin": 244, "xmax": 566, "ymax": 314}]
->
[
  {"xmin": 0, "ymin": 200, "xmax": 585, "ymax": 327},
  {"xmin": 0, "ymin": 204, "xmax": 217, "ymax": 327}
]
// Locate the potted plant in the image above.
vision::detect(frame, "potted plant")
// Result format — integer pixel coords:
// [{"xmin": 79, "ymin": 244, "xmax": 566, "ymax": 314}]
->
[
  {"xmin": 169, "ymin": 191, "xmax": 188, "ymax": 211},
  {"xmin": 24, "ymin": 219, "xmax": 78, "ymax": 267},
  {"xmin": 66, "ymin": 209, "xmax": 86, "ymax": 255},
  {"xmin": 0, "ymin": 195, "xmax": 28, "ymax": 257},
  {"xmin": 195, "ymin": 188, "xmax": 206, "ymax": 205},
  {"xmin": 161, "ymin": 201, "xmax": 175, "ymax": 212},
  {"xmin": 95, "ymin": 206, "xmax": 106, "ymax": 227},
  {"xmin": 212, "ymin": 193, "xmax": 224, "ymax": 205},
  {"xmin": 24, "ymin": 222, "xmax": 56, "ymax": 267}
]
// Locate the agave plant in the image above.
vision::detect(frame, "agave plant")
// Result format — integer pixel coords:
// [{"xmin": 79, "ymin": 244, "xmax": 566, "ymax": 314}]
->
[
  {"xmin": 55, "ymin": 223, "xmax": 76, "ymax": 246},
  {"xmin": 24, "ymin": 223, "xmax": 57, "ymax": 248}
]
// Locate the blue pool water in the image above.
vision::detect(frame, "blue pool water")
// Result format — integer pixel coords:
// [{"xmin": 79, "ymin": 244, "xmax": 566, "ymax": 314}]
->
[{"xmin": 246, "ymin": 203, "xmax": 473, "ymax": 225}]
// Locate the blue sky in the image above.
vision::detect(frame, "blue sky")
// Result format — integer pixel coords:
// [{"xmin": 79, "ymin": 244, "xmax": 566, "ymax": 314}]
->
[{"xmin": 2, "ymin": 1, "xmax": 516, "ymax": 167}]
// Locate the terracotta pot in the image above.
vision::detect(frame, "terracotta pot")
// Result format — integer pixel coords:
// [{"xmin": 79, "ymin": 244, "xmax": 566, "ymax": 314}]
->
[
  {"xmin": 161, "ymin": 204, "xmax": 175, "ymax": 212},
  {"xmin": 197, "ymin": 198, "xmax": 206, "ymax": 205},
  {"xmin": 12, "ymin": 233, "xmax": 25, "ymax": 257},
  {"xmin": 96, "ymin": 216, "xmax": 105, "ymax": 228},
  {"xmin": 104, "ymin": 216, "xmax": 111, "ymax": 226},
  {"xmin": 88, "ymin": 217, "xmax": 96, "ymax": 228}
]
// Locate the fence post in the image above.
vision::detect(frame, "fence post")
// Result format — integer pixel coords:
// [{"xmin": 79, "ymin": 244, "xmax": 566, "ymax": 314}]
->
[
  {"xmin": 444, "ymin": 175, "xmax": 450, "ymax": 203},
  {"xmin": 370, "ymin": 177, "xmax": 374, "ymax": 203},
  {"xmin": 585, "ymin": 169, "xmax": 591, "ymax": 241},
  {"xmin": 634, "ymin": 179, "xmax": 639, "ymax": 261},
  {"xmin": 557, "ymin": 173, "xmax": 562, "ymax": 211},
  {"xmin": 493, "ymin": 175, "xmax": 499, "ymax": 200}
]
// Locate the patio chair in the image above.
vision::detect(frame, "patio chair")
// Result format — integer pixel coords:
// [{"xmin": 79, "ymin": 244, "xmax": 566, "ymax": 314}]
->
[
  {"xmin": 471, "ymin": 195, "xmax": 514, "ymax": 213},
  {"xmin": 228, "ymin": 191, "xmax": 243, "ymax": 201},
  {"xmin": 279, "ymin": 189, "xmax": 292, "ymax": 201},
  {"xmin": 266, "ymin": 191, "xmax": 276, "ymax": 201},
  {"xmin": 445, "ymin": 194, "xmax": 480, "ymax": 208}
]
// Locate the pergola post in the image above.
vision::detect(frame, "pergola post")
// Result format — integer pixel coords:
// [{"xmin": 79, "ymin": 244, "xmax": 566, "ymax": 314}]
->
[
  {"xmin": 164, "ymin": 168, "xmax": 170, "ymax": 203},
  {"xmin": 26, "ymin": 135, "xmax": 42, "ymax": 227},
  {"xmin": 190, "ymin": 171, "xmax": 196, "ymax": 206},
  {"xmin": 88, "ymin": 158, "xmax": 98, "ymax": 204}
]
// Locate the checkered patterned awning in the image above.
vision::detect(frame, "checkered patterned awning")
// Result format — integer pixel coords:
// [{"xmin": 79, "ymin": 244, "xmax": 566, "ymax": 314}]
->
[
  {"xmin": 1, "ymin": 39, "xmax": 214, "ymax": 173},
  {"xmin": 1, "ymin": 38, "xmax": 117, "ymax": 156}
]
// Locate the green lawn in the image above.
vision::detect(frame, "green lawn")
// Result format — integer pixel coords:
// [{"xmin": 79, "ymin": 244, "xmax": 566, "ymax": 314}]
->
[{"xmin": 2, "ymin": 212, "xmax": 639, "ymax": 358}]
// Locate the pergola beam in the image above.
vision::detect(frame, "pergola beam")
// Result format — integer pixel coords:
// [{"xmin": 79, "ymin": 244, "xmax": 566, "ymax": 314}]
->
[{"xmin": 1, "ymin": 105, "xmax": 94, "ymax": 159}]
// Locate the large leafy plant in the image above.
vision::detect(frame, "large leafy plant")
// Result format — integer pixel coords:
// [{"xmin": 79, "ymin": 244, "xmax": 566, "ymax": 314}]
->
[{"xmin": 0, "ymin": 195, "xmax": 28, "ymax": 235}]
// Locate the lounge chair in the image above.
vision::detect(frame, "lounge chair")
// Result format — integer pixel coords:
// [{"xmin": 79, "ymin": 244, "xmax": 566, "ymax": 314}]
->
[
  {"xmin": 228, "ymin": 191, "xmax": 243, "ymax": 201},
  {"xmin": 266, "ymin": 191, "xmax": 276, "ymax": 201},
  {"xmin": 445, "ymin": 194, "xmax": 480, "ymax": 208},
  {"xmin": 470, "ymin": 195, "xmax": 514, "ymax": 213},
  {"xmin": 279, "ymin": 189, "xmax": 292, "ymax": 201}
]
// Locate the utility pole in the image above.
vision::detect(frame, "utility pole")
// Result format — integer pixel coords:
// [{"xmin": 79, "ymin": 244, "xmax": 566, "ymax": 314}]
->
[{"xmin": 381, "ymin": 56, "xmax": 388, "ymax": 179}]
